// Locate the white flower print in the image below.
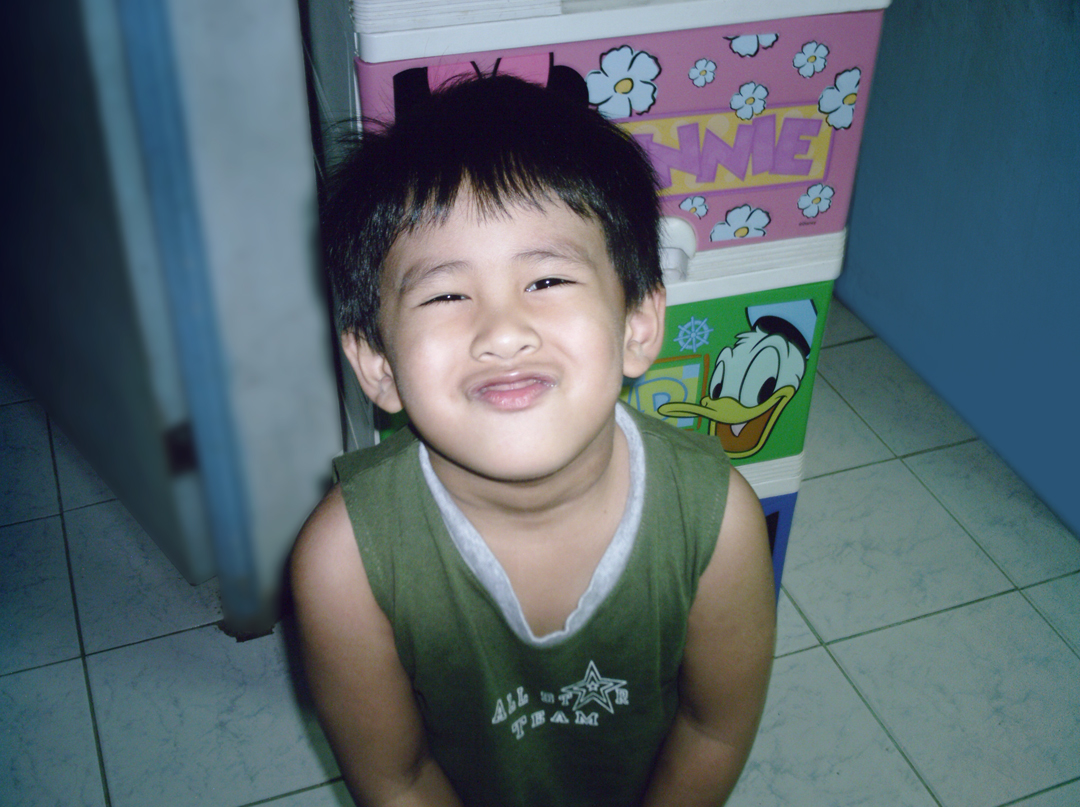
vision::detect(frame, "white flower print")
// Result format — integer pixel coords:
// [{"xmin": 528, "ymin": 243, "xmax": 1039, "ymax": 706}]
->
[
  {"xmin": 818, "ymin": 67, "xmax": 861, "ymax": 129},
  {"xmin": 730, "ymin": 81, "xmax": 768, "ymax": 120},
  {"xmin": 710, "ymin": 205, "xmax": 771, "ymax": 241},
  {"xmin": 798, "ymin": 184, "xmax": 834, "ymax": 218},
  {"xmin": 726, "ymin": 34, "xmax": 778, "ymax": 58},
  {"xmin": 688, "ymin": 58, "xmax": 716, "ymax": 88},
  {"xmin": 586, "ymin": 45, "xmax": 661, "ymax": 119},
  {"xmin": 680, "ymin": 196, "xmax": 709, "ymax": 218},
  {"xmin": 794, "ymin": 41, "xmax": 829, "ymax": 78}
]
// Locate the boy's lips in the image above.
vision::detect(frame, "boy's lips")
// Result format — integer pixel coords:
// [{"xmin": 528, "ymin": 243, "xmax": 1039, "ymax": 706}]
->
[{"xmin": 468, "ymin": 372, "xmax": 556, "ymax": 410}]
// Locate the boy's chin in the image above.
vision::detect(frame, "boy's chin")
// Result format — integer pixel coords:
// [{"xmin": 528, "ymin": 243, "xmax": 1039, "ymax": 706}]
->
[
  {"xmin": 427, "ymin": 443, "xmax": 566, "ymax": 485},
  {"xmin": 425, "ymin": 420, "xmax": 621, "ymax": 488}
]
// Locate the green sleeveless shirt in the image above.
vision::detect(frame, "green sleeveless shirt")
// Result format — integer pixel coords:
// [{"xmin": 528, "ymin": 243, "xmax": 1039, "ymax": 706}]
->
[{"xmin": 334, "ymin": 405, "xmax": 730, "ymax": 807}]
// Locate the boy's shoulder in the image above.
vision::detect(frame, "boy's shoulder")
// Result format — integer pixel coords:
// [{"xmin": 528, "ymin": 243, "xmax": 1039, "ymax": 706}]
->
[
  {"xmin": 621, "ymin": 404, "xmax": 732, "ymax": 532},
  {"xmin": 623, "ymin": 404, "xmax": 731, "ymax": 471}
]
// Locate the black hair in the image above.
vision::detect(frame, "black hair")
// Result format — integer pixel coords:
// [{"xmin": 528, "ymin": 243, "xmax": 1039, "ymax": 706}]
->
[{"xmin": 322, "ymin": 73, "xmax": 663, "ymax": 353}]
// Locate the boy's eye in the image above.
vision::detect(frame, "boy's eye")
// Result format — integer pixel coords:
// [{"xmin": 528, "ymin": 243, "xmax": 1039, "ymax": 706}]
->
[
  {"xmin": 420, "ymin": 293, "xmax": 467, "ymax": 306},
  {"xmin": 526, "ymin": 277, "xmax": 572, "ymax": 292}
]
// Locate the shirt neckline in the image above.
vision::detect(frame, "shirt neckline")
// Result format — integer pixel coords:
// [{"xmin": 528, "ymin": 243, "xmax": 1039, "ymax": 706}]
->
[{"xmin": 418, "ymin": 405, "xmax": 646, "ymax": 647}]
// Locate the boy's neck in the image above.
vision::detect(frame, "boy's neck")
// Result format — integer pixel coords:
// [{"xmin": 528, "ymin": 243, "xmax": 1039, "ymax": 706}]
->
[{"xmin": 423, "ymin": 411, "xmax": 629, "ymax": 537}]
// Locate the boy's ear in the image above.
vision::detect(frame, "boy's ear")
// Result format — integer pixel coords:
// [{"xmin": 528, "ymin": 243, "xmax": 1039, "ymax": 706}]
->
[
  {"xmin": 340, "ymin": 331, "xmax": 404, "ymax": 414},
  {"xmin": 623, "ymin": 287, "xmax": 667, "ymax": 379}
]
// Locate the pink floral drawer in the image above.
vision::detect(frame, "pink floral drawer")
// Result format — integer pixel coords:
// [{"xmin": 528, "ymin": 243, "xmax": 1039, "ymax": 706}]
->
[{"xmin": 354, "ymin": 9, "xmax": 884, "ymax": 253}]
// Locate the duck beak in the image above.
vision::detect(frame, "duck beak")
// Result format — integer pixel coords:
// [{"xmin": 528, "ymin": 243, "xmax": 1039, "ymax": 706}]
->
[{"xmin": 658, "ymin": 386, "xmax": 796, "ymax": 458}]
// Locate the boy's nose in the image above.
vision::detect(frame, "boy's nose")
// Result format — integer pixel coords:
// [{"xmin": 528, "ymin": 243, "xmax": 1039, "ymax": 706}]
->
[{"xmin": 471, "ymin": 303, "xmax": 540, "ymax": 360}]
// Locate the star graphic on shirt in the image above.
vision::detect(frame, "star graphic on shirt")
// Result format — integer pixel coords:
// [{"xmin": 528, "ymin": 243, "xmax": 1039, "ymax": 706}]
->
[{"xmin": 560, "ymin": 661, "xmax": 627, "ymax": 714}]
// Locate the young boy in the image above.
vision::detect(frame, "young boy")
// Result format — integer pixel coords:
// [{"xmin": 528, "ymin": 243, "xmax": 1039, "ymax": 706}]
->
[{"xmin": 291, "ymin": 74, "xmax": 775, "ymax": 807}]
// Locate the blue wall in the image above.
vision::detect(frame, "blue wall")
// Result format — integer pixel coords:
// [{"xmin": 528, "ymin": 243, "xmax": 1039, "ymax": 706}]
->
[{"xmin": 838, "ymin": 0, "xmax": 1079, "ymax": 534}]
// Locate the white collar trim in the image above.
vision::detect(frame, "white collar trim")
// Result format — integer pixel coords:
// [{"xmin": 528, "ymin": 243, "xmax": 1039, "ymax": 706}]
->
[{"xmin": 418, "ymin": 405, "xmax": 645, "ymax": 647}]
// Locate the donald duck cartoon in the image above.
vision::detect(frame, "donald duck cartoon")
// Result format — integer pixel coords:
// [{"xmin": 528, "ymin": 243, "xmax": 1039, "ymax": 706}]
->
[{"xmin": 658, "ymin": 300, "xmax": 818, "ymax": 459}]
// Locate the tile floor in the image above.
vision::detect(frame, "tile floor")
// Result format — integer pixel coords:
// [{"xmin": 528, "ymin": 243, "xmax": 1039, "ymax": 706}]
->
[{"xmin": 2, "ymin": 298, "xmax": 1078, "ymax": 807}]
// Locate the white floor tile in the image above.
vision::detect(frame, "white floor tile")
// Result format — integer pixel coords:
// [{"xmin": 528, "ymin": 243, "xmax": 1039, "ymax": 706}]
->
[
  {"xmin": 0, "ymin": 659, "xmax": 106, "ymax": 807},
  {"xmin": 818, "ymin": 339, "xmax": 975, "ymax": 455},
  {"xmin": 727, "ymin": 647, "xmax": 936, "ymax": 807},
  {"xmin": 783, "ymin": 460, "xmax": 1012, "ymax": 640},
  {"xmin": 775, "ymin": 589, "xmax": 818, "ymax": 656},
  {"xmin": 86, "ymin": 625, "xmax": 337, "ymax": 807},
  {"xmin": 803, "ymin": 377, "xmax": 893, "ymax": 479},
  {"xmin": 0, "ymin": 401, "xmax": 58, "ymax": 526},
  {"xmin": 831, "ymin": 593, "xmax": 1080, "ymax": 807},
  {"xmin": 905, "ymin": 442, "xmax": 1080, "ymax": 587},
  {"xmin": 1024, "ymin": 573, "xmax": 1080, "ymax": 654},
  {"xmin": 260, "ymin": 782, "xmax": 353, "ymax": 807},
  {"xmin": 822, "ymin": 298, "xmax": 873, "ymax": 348},
  {"xmin": 51, "ymin": 422, "xmax": 115, "ymax": 511},
  {"xmin": 0, "ymin": 517, "xmax": 80, "ymax": 676},
  {"xmin": 66, "ymin": 500, "xmax": 221, "ymax": 653}
]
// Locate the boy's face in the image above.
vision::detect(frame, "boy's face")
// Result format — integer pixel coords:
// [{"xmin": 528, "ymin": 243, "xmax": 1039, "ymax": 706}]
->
[{"xmin": 345, "ymin": 196, "xmax": 664, "ymax": 484}]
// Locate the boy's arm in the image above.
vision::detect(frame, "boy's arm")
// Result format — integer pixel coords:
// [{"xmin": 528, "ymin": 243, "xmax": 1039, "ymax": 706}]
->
[
  {"xmin": 641, "ymin": 468, "xmax": 776, "ymax": 807},
  {"xmin": 290, "ymin": 486, "xmax": 463, "ymax": 807}
]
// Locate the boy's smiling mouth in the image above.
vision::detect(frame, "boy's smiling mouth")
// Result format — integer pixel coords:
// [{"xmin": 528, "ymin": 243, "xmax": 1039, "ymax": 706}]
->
[{"xmin": 469, "ymin": 373, "xmax": 556, "ymax": 410}]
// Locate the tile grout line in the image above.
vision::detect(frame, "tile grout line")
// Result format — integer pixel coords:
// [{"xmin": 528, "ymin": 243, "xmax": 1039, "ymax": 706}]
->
[
  {"xmin": 1020, "ymin": 567, "xmax": 1080, "ymax": 587},
  {"xmin": 234, "ymin": 778, "xmax": 348, "ymax": 807},
  {"xmin": 82, "ymin": 618, "xmax": 229, "ymax": 661},
  {"xmin": 78, "ymin": 659, "xmax": 114, "ymax": 807},
  {"xmin": 801, "ymin": 362, "xmax": 1077, "ymax": 661},
  {"xmin": 991, "ymin": 774, "xmax": 1080, "ymax": 807},
  {"xmin": 899, "ymin": 453, "xmax": 1080, "ymax": 659},
  {"xmin": 45, "ymin": 416, "xmax": 83, "ymax": 658},
  {"xmin": 801, "ymin": 371, "xmax": 896, "ymax": 479},
  {"xmin": 775, "ymin": 583, "xmax": 827, "ymax": 656},
  {"xmin": 63, "ymin": 495, "xmax": 122, "ymax": 516},
  {"xmin": 0, "ymin": 560, "xmax": 222, "ymax": 682},
  {"xmin": 814, "ymin": 353, "xmax": 895, "ymax": 454},
  {"xmin": 895, "ymin": 437, "xmax": 981, "ymax": 461},
  {"xmin": 899, "ymin": 454, "xmax": 1023, "ymax": 587},
  {"xmin": 778, "ymin": 586, "xmax": 946, "ymax": 807},
  {"xmin": 785, "ymin": 582, "xmax": 1080, "ymax": 805},
  {"xmin": 820, "ymin": 589, "xmax": 1018, "ymax": 648},
  {"xmin": 821, "ymin": 638, "xmax": 947, "ymax": 807},
  {"xmin": 802, "ymin": 454, "xmax": 894, "ymax": 483},
  {"xmin": 810, "ymin": 360, "xmax": 898, "ymax": 467},
  {"xmin": 0, "ymin": 396, "xmax": 37, "ymax": 412},
  {"xmin": 0, "ymin": 402, "xmax": 59, "ymax": 531},
  {"xmin": 783, "ymin": 413, "xmax": 1021, "ymax": 647},
  {"xmin": 817, "ymin": 337, "xmax": 981, "ymax": 463},
  {"xmin": 0, "ymin": 482, "xmax": 126, "ymax": 532},
  {"xmin": 800, "ymin": 364, "xmax": 910, "ymax": 486},
  {"xmin": 41, "ymin": 417, "xmax": 224, "ymax": 657},
  {"xmin": 1015, "ymin": 579, "xmax": 1080, "ymax": 662},
  {"xmin": 778, "ymin": 317, "xmax": 1075, "ymax": 804},
  {"xmin": 784, "ymin": 313, "xmax": 1077, "ymax": 806},
  {"xmin": 46, "ymin": 416, "xmax": 113, "ymax": 807},
  {"xmin": 822, "ymin": 333, "xmax": 877, "ymax": 349},
  {"xmin": 799, "ymin": 434, "xmax": 981, "ymax": 485},
  {"xmin": 819, "ymin": 298, "xmax": 876, "ymax": 351}
]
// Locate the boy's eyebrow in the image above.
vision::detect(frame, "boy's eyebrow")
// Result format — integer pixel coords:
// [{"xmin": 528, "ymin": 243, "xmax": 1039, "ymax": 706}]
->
[
  {"xmin": 396, "ymin": 261, "xmax": 469, "ymax": 296},
  {"xmin": 514, "ymin": 240, "xmax": 599, "ymax": 269}
]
